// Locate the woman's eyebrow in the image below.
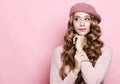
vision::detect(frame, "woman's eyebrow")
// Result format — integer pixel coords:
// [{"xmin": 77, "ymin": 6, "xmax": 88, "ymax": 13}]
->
[
  {"xmin": 74, "ymin": 15, "xmax": 80, "ymax": 18},
  {"xmin": 85, "ymin": 15, "xmax": 90, "ymax": 18}
]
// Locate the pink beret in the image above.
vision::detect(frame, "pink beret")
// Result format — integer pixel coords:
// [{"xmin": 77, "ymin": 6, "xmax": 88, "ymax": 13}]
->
[{"xmin": 69, "ymin": 3, "xmax": 101, "ymax": 23}]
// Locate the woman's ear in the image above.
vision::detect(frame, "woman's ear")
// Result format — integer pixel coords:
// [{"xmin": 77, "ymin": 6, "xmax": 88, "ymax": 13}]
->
[{"xmin": 70, "ymin": 16, "xmax": 73, "ymax": 24}]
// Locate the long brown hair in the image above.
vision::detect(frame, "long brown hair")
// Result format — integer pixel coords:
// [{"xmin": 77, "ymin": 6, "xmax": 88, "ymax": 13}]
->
[{"xmin": 60, "ymin": 14, "xmax": 104, "ymax": 84}]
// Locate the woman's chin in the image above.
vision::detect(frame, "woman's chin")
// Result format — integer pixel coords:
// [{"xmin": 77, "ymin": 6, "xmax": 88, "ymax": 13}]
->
[{"xmin": 77, "ymin": 33, "xmax": 86, "ymax": 36}]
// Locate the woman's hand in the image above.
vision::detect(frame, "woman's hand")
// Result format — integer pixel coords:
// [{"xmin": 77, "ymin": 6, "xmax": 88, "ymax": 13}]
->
[
  {"xmin": 72, "ymin": 50, "xmax": 89, "ymax": 76},
  {"xmin": 72, "ymin": 34, "xmax": 89, "ymax": 76},
  {"xmin": 75, "ymin": 50, "xmax": 89, "ymax": 68},
  {"xmin": 73, "ymin": 34, "xmax": 86, "ymax": 51}
]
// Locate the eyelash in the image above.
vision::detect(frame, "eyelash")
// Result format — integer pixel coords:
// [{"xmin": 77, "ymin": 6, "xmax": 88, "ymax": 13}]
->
[
  {"xmin": 74, "ymin": 18, "xmax": 79, "ymax": 21},
  {"xmin": 74, "ymin": 18, "xmax": 91, "ymax": 21},
  {"xmin": 85, "ymin": 18, "xmax": 90, "ymax": 21}
]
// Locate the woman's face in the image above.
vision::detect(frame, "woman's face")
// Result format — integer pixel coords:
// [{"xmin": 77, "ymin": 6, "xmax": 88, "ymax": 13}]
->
[{"xmin": 73, "ymin": 12, "xmax": 91, "ymax": 36}]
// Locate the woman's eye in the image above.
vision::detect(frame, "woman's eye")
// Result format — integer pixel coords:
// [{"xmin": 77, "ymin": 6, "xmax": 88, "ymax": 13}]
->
[
  {"xmin": 85, "ymin": 18, "xmax": 90, "ymax": 21},
  {"xmin": 74, "ymin": 18, "xmax": 79, "ymax": 21}
]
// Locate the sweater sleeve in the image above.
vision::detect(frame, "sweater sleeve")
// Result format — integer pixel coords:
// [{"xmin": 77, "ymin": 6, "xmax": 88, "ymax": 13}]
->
[
  {"xmin": 81, "ymin": 46, "xmax": 112, "ymax": 84},
  {"xmin": 50, "ymin": 46, "xmax": 77, "ymax": 84}
]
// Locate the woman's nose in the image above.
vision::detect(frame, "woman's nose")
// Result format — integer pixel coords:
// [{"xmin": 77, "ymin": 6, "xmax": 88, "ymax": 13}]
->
[{"xmin": 80, "ymin": 20, "xmax": 85, "ymax": 26}]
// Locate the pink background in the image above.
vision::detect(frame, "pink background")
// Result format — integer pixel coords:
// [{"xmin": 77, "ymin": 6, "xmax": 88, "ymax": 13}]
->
[{"xmin": 0, "ymin": 0, "xmax": 119, "ymax": 84}]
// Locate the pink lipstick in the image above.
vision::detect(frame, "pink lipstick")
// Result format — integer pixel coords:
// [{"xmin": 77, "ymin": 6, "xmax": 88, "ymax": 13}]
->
[{"xmin": 78, "ymin": 28, "xmax": 86, "ymax": 32}]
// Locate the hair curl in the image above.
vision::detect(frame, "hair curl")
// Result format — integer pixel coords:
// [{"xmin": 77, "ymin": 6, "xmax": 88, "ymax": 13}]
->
[{"xmin": 60, "ymin": 15, "xmax": 104, "ymax": 84}]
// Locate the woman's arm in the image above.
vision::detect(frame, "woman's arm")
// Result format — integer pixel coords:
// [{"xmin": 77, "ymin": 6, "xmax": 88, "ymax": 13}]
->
[
  {"xmin": 81, "ymin": 46, "xmax": 112, "ymax": 84},
  {"xmin": 50, "ymin": 46, "xmax": 77, "ymax": 84}
]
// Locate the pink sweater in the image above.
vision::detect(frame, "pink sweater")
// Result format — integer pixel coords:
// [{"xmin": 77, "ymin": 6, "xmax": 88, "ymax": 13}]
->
[{"xmin": 50, "ymin": 45, "xmax": 112, "ymax": 84}]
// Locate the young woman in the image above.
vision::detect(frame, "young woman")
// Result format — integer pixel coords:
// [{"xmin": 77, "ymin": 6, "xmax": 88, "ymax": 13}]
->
[{"xmin": 50, "ymin": 3, "xmax": 112, "ymax": 84}]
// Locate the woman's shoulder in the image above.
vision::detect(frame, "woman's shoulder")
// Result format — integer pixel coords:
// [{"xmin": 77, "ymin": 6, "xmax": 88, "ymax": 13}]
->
[
  {"xmin": 102, "ymin": 45, "xmax": 113, "ymax": 53},
  {"xmin": 101, "ymin": 45, "xmax": 113, "ymax": 59},
  {"xmin": 54, "ymin": 45, "xmax": 64, "ymax": 54},
  {"xmin": 52, "ymin": 45, "xmax": 64, "ymax": 65},
  {"xmin": 52, "ymin": 45, "xmax": 64, "ymax": 60}
]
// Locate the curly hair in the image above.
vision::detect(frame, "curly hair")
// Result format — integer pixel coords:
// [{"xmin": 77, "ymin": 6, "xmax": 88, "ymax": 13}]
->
[{"xmin": 59, "ymin": 15, "xmax": 104, "ymax": 84}]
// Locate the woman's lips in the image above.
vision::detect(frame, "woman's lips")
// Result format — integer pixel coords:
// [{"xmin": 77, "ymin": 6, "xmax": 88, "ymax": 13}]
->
[{"xmin": 78, "ymin": 28, "xmax": 87, "ymax": 32}]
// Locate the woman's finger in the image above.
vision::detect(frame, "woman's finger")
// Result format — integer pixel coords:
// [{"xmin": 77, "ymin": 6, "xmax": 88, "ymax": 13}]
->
[{"xmin": 73, "ymin": 35, "xmax": 78, "ymax": 44}]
